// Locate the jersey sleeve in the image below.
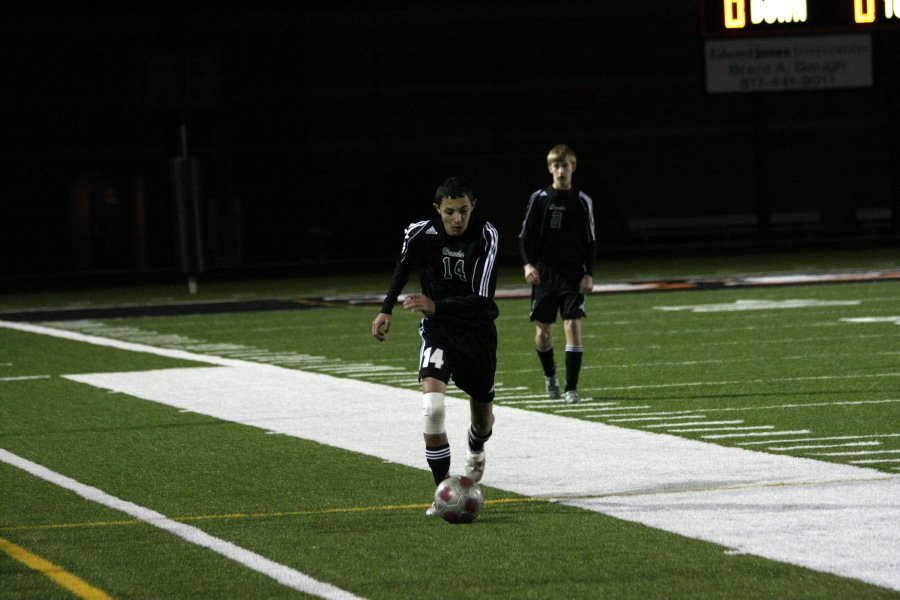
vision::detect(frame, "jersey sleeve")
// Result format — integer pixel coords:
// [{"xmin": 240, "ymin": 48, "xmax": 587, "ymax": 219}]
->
[
  {"xmin": 432, "ymin": 221, "xmax": 500, "ymax": 323},
  {"xmin": 379, "ymin": 220, "xmax": 429, "ymax": 314},
  {"xmin": 518, "ymin": 190, "xmax": 543, "ymax": 265},
  {"xmin": 580, "ymin": 192, "xmax": 597, "ymax": 276}
]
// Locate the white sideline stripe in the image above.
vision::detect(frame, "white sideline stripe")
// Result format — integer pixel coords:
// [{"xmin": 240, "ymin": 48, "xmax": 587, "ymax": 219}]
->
[
  {"xmin": 0, "ymin": 449, "xmax": 365, "ymax": 600},
  {"xmin": 655, "ymin": 299, "xmax": 861, "ymax": 312},
  {"xmin": 1, "ymin": 375, "xmax": 51, "ymax": 382},
  {"xmin": 4, "ymin": 320, "xmax": 900, "ymax": 592}
]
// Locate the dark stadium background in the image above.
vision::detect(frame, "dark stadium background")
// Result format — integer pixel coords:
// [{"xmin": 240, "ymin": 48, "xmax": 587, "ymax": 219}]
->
[{"xmin": 1, "ymin": 3, "xmax": 898, "ymax": 285}]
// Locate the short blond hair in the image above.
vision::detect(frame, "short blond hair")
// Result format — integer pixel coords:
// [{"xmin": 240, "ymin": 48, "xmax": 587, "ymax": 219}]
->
[{"xmin": 547, "ymin": 144, "xmax": 576, "ymax": 166}]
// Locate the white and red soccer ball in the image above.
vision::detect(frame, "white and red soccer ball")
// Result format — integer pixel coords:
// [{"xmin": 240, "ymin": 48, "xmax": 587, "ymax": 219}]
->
[{"xmin": 433, "ymin": 475, "xmax": 484, "ymax": 524}]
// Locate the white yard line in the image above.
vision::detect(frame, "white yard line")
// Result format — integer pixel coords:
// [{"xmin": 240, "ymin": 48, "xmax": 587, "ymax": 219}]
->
[
  {"xmin": 739, "ymin": 434, "xmax": 900, "ymax": 446},
  {"xmin": 702, "ymin": 430, "xmax": 811, "ymax": 439},
  {"xmin": 581, "ymin": 373, "xmax": 900, "ymax": 392},
  {"xmin": 3, "ymin": 319, "xmax": 900, "ymax": 592},
  {"xmin": 579, "ymin": 406, "xmax": 654, "ymax": 415},
  {"xmin": 812, "ymin": 449, "xmax": 900, "ymax": 457},
  {"xmin": 640, "ymin": 420, "xmax": 742, "ymax": 428},
  {"xmin": 0, "ymin": 449, "xmax": 365, "ymax": 600},
  {"xmin": 768, "ymin": 442, "xmax": 882, "ymax": 451},
  {"xmin": 607, "ymin": 415, "xmax": 707, "ymax": 423},
  {"xmin": 667, "ymin": 425, "xmax": 774, "ymax": 433}
]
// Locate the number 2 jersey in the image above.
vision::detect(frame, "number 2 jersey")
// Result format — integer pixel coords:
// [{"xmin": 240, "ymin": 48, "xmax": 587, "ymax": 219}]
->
[
  {"xmin": 518, "ymin": 187, "xmax": 596, "ymax": 278},
  {"xmin": 379, "ymin": 216, "xmax": 500, "ymax": 329}
]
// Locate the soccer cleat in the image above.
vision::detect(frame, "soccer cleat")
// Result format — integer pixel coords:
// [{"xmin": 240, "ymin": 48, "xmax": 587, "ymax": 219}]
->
[
  {"xmin": 545, "ymin": 375, "xmax": 561, "ymax": 399},
  {"xmin": 465, "ymin": 449, "xmax": 486, "ymax": 482},
  {"xmin": 564, "ymin": 390, "xmax": 581, "ymax": 404},
  {"xmin": 425, "ymin": 502, "xmax": 438, "ymax": 517}
]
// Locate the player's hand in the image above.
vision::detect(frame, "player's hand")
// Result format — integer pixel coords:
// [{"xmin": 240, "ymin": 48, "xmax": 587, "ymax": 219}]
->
[
  {"xmin": 580, "ymin": 274, "xmax": 594, "ymax": 294},
  {"xmin": 372, "ymin": 313, "xmax": 392, "ymax": 341},
  {"xmin": 402, "ymin": 293, "xmax": 435, "ymax": 315},
  {"xmin": 524, "ymin": 263, "xmax": 540, "ymax": 285}
]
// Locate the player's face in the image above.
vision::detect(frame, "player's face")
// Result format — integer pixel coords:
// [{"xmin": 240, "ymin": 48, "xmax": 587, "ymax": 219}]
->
[
  {"xmin": 549, "ymin": 158, "xmax": 575, "ymax": 190},
  {"xmin": 434, "ymin": 195, "xmax": 475, "ymax": 236}
]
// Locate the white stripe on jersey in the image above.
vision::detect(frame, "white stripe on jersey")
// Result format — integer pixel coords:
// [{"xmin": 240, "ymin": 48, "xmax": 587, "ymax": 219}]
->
[
  {"xmin": 578, "ymin": 191, "xmax": 596, "ymax": 242},
  {"xmin": 518, "ymin": 189, "xmax": 548, "ymax": 239},
  {"xmin": 399, "ymin": 220, "xmax": 431, "ymax": 262},
  {"xmin": 472, "ymin": 221, "xmax": 499, "ymax": 298}
]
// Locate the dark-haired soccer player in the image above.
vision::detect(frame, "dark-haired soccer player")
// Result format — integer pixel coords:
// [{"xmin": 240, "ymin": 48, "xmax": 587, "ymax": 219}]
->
[
  {"xmin": 519, "ymin": 144, "xmax": 596, "ymax": 404},
  {"xmin": 372, "ymin": 177, "xmax": 499, "ymax": 516}
]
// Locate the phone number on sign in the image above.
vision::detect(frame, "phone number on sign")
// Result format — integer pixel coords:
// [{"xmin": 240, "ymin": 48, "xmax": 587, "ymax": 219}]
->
[{"xmin": 740, "ymin": 74, "xmax": 837, "ymax": 89}]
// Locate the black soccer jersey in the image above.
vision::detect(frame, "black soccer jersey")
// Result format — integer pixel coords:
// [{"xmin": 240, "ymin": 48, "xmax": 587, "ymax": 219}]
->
[
  {"xmin": 380, "ymin": 216, "xmax": 499, "ymax": 328},
  {"xmin": 518, "ymin": 187, "xmax": 596, "ymax": 276}
]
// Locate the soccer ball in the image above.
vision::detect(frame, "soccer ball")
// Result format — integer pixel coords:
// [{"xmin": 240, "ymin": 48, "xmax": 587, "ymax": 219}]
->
[{"xmin": 433, "ymin": 475, "xmax": 484, "ymax": 524}]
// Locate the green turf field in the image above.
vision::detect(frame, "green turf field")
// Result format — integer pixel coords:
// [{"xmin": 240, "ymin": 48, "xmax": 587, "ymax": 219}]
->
[{"xmin": 1, "ymin": 249, "xmax": 898, "ymax": 599}]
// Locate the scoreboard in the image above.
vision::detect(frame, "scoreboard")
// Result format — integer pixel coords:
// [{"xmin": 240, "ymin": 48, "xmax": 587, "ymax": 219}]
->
[
  {"xmin": 701, "ymin": 1, "xmax": 891, "ymax": 91},
  {"xmin": 702, "ymin": 0, "xmax": 900, "ymax": 36}
]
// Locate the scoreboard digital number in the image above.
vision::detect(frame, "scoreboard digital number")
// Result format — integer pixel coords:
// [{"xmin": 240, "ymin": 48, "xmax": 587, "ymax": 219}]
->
[{"xmin": 702, "ymin": 0, "xmax": 900, "ymax": 36}]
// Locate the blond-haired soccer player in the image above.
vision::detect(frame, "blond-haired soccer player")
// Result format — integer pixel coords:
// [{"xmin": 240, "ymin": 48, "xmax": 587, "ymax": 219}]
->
[{"xmin": 518, "ymin": 144, "xmax": 596, "ymax": 404}]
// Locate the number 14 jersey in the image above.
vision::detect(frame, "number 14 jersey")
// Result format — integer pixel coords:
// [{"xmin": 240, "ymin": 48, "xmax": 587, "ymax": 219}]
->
[{"xmin": 380, "ymin": 216, "xmax": 500, "ymax": 328}]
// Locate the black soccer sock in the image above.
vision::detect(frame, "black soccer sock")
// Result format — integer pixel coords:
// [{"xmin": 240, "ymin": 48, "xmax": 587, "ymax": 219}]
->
[
  {"xmin": 536, "ymin": 345, "xmax": 556, "ymax": 378},
  {"xmin": 565, "ymin": 345, "xmax": 583, "ymax": 391},
  {"xmin": 425, "ymin": 443, "xmax": 451, "ymax": 485},
  {"xmin": 467, "ymin": 425, "xmax": 492, "ymax": 452}
]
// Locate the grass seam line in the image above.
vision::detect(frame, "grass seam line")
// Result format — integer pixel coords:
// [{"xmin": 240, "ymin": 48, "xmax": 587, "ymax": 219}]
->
[{"xmin": 0, "ymin": 497, "xmax": 540, "ymax": 533}]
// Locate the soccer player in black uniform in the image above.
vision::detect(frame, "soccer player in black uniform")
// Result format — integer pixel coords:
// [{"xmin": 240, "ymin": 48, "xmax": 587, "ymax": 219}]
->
[
  {"xmin": 371, "ymin": 177, "xmax": 499, "ymax": 516},
  {"xmin": 519, "ymin": 144, "xmax": 596, "ymax": 404}
]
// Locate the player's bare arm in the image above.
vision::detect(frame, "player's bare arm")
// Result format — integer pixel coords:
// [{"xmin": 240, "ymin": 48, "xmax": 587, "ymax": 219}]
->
[
  {"xmin": 524, "ymin": 263, "xmax": 540, "ymax": 285},
  {"xmin": 402, "ymin": 292, "xmax": 435, "ymax": 315},
  {"xmin": 372, "ymin": 313, "xmax": 392, "ymax": 342},
  {"xmin": 580, "ymin": 274, "xmax": 593, "ymax": 294}
]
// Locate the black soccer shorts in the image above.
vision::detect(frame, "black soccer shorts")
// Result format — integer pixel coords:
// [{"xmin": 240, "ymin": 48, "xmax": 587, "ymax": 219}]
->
[
  {"xmin": 417, "ymin": 317, "xmax": 497, "ymax": 403},
  {"xmin": 530, "ymin": 263, "xmax": 587, "ymax": 323}
]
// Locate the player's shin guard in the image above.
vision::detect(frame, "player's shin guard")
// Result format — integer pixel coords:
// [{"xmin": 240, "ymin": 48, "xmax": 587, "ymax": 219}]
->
[
  {"xmin": 425, "ymin": 444, "xmax": 450, "ymax": 485},
  {"xmin": 422, "ymin": 392, "xmax": 446, "ymax": 435},
  {"xmin": 565, "ymin": 344, "xmax": 583, "ymax": 391}
]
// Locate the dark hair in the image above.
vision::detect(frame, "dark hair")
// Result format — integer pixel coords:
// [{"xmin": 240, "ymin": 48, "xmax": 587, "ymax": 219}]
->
[{"xmin": 435, "ymin": 177, "xmax": 475, "ymax": 204}]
